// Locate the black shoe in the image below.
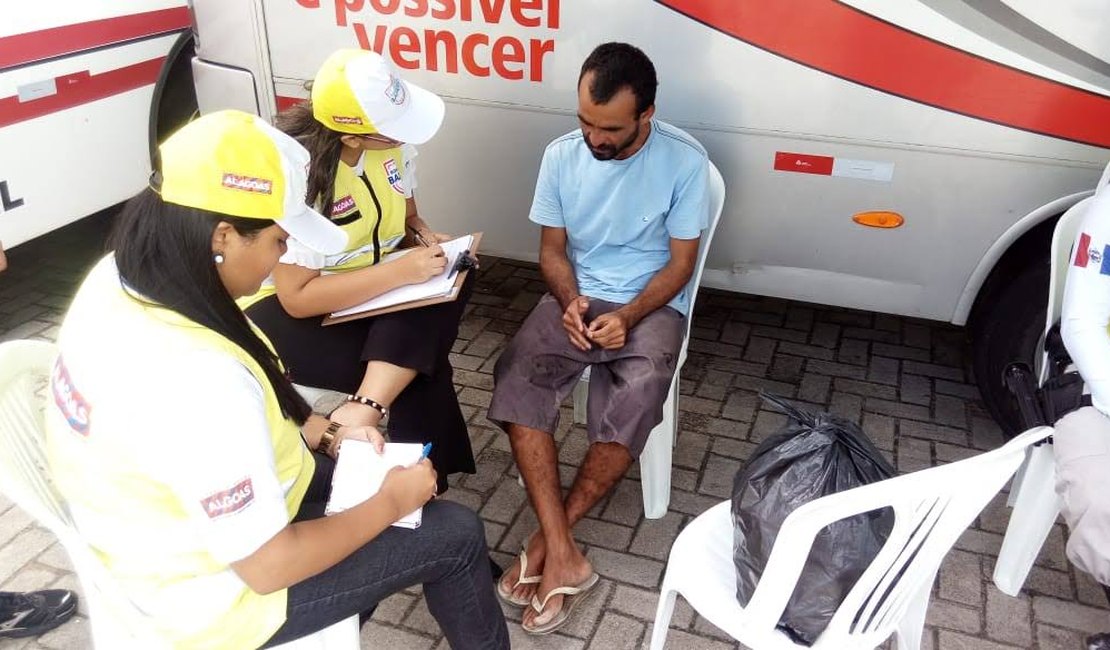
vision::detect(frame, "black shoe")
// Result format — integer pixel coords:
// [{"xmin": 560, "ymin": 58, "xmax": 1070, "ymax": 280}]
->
[
  {"xmin": 1088, "ymin": 633, "xmax": 1110, "ymax": 650},
  {"xmin": 0, "ymin": 590, "xmax": 78, "ymax": 638}
]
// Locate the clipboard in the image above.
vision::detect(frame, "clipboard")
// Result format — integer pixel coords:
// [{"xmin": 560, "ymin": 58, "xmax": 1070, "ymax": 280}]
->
[{"xmin": 322, "ymin": 232, "xmax": 482, "ymax": 326}]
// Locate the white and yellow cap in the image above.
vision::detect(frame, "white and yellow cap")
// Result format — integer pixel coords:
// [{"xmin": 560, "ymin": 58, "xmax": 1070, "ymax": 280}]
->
[
  {"xmin": 312, "ymin": 49, "xmax": 445, "ymax": 144},
  {"xmin": 158, "ymin": 110, "xmax": 348, "ymax": 254}
]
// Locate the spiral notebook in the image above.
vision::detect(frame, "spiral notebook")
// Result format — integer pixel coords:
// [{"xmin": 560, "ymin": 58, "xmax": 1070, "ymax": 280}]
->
[{"xmin": 324, "ymin": 440, "xmax": 424, "ymax": 529}]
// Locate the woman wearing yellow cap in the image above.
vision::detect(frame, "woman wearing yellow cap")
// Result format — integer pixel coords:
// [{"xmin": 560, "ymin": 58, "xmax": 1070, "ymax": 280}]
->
[
  {"xmin": 242, "ymin": 49, "xmax": 476, "ymax": 493},
  {"xmin": 45, "ymin": 110, "xmax": 509, "ymax": 649}
]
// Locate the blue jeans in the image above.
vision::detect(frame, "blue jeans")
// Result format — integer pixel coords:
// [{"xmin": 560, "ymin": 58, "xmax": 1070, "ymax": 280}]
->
[{"xmin": 260, "ymin": 456, "xmax": 509, "ymax": 648}]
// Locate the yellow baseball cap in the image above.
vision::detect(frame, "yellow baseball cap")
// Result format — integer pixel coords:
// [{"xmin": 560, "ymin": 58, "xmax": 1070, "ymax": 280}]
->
[
  {"xmin": 157, "ymin": 110, "xmax": 347, "ymax": 254},
  {"xmin": 312, "ymin": 49, "xmax": 445, "ymax": 144}
]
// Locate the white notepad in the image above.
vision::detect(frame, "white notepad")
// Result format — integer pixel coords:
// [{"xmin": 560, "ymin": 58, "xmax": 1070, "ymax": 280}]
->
[
  {"xmin": 329, "ymin": 235, "xmax": 474, "ymax": 318},
  {"xmin": 325, "ymin": 440, "xmax": 424, "ymax": 529}
]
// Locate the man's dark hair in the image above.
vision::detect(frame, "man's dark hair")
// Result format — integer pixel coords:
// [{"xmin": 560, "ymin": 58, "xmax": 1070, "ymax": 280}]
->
[
  {"xmin": 578, "ymin": 42, "xmax": 657, "ymax": 116},
  {"xmin": 110, "ymin": 189, "xmax": 312, "ymax": 424}
]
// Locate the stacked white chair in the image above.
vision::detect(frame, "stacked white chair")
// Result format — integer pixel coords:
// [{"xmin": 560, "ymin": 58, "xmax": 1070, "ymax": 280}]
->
[{"xmin": 651, "ymin": 426, "xmax": 1053, "ymax": 649}]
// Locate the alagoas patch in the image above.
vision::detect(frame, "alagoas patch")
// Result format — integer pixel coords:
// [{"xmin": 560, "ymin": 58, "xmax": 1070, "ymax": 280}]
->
[
  {"xmin": 201, "ymin": 478, "xmax": 255, "ymax": 519},
  {"xmin": 383, "ymin": 158, "xmax": 403, "ymax": 194},
  {"xmin": 332, "ymin": 115, "xmax": 364, "ymax": 125},
  {"xmin": 51, "ymin": 356, "xmax": 90, "ymax": 435},
  {"xmin": 331, "ymin": 195, "xmax": 356, "ymax": 216},
  {"xmin": 221, "ymin": 174, "xmax": 273, "ymax": 195}
]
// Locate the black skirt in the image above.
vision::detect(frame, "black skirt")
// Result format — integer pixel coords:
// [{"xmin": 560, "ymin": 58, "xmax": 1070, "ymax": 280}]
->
[{"xmin": 247, "ymin": 274, "xmax": 477, "ymax": 482}]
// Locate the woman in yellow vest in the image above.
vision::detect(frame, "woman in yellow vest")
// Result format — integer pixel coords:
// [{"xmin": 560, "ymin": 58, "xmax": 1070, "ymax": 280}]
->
[
  {"xmin": 242, "ymin": 49, "xmax": 476, "ymax": 492},
  {"xmin": 45, "ymin": 111, "xmax": 509, "ymax": 649}
]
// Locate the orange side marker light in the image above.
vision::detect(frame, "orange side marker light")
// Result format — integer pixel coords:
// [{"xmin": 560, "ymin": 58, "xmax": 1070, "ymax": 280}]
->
[{"xmin": 853, "ymin": 211, "xmax": 904, "ymax": 229}]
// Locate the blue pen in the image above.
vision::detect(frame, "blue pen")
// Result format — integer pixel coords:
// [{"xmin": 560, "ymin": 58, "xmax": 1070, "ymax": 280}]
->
[{"xmin": 419, "ymin": 442, "xmax": 433, "ymax": 460}]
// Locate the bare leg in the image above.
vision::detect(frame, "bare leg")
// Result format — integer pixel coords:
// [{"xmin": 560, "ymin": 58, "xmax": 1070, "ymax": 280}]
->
[
  {"xmin": 521, "ymin": 441, "xmax": 632, "ymax": 628},
  {"xmin": 329, "ymin": 361, "xmax": 417, "ymax": 427},
  {"xmin": 502, "ymin": 425, "xmax": 592, "ymax": 610}
]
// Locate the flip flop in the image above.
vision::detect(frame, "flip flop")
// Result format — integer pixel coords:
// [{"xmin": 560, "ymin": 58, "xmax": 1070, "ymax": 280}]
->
[
  {"xmin": 522, "ymin": 572, "xmax": 600, "ymax": 636},
  {"xmin": 496, "ymin": 545, "xmax": 542, "ymax": 607}
]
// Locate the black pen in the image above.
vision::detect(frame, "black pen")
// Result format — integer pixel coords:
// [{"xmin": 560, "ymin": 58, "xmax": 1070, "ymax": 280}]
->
[{"xmin": 407, "ymin": 224, "xmax": 431, "ymax": 248}]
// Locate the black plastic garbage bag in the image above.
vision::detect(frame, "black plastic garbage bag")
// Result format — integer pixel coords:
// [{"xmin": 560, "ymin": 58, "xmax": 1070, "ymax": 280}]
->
[{"xmin": 732, "ymin": 393, "xmax": 896, "ymax": 645}]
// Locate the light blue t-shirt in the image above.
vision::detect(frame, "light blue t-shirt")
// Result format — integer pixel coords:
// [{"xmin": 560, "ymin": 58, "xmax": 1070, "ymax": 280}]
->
[{"xmin": 529, "ymin": 119, "xmax": 709, "ymax": 316}]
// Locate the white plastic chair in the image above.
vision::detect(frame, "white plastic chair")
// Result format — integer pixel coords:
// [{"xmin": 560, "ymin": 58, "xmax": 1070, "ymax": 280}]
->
[
  {"xmin": 0, "ymin": 339, "xmax": 358, "ymax": 649},
  {"xmin": 650, "ymin": 425, "xmax": 1053, "ymax": 650},
  {"xmin": 993, "ymin": 162, "xmax": 1110, "ymax": 597},
  {"xmin": 571, "ymin": 161, "xmax": 726, "ymax": 519}
]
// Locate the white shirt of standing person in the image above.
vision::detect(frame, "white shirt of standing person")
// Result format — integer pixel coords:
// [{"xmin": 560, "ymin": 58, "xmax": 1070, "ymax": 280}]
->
[{"xmin": 1061, "ymin": 165, "xmax": 1110, "ymax": 417}]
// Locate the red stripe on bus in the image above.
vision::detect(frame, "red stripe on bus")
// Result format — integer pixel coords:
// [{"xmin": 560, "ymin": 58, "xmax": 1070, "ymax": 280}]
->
[
  {"xmin": 0, "ymin": 7, "xmax": 190, "ymax": 70},
  {"xmin": 657, "ymin": 0, "xmax": 1110, "ymax": 149},
  {"xmin": 276, "ymin": 95, "xmax": 304, "ymax": 112},
  {"xmin": 0, "ymin": 58, "xmax": 165, "ymax": 129}
]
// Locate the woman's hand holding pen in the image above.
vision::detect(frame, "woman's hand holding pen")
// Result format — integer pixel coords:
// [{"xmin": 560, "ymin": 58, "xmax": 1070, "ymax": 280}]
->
[
  {"xmin": 399, "ymin": 244, "xmax": 447, "ymax": 284},
  {"xmin": 379, "ymin": 459, "xmax": 438, "ymax": 517}
]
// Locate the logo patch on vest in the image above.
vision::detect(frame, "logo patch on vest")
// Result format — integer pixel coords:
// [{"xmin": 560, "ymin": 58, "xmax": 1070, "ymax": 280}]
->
[
  {"xmin": 221, "ymin": 174, "xmax": 272, "ymax": 195},
  {"xmin": 51, "ymin": 357, "xmax": 90, "ymax": 435},
  {"xmin": 201, "ymin": 478, "xmax": 255, "ymax": 519},
  {"xmin": 383, "ymin": 159, "xmax": 403, "ymax": 194},
  {"xmin": 332, "ymin": 115, "xmax": 364, "ymax": 125},
  {"xmin": 331, "ymin": 195, "xmax": 356, "ymax": 216}
]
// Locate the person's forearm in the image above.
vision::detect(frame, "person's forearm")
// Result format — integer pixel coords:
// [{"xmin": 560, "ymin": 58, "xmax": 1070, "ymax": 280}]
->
[
  {"xmin": 405, "ymin": 213, "xmax": 431, "ymax": 234},
  {"xmin": 617, "ymin": 258, "xmax": 694, "ymax": 328},
  {"xmin": 277, "ymin": 264, "xmax": 407, "ymax": 318},
  {"xmin": 540, "ymin": 247, "xmax": 580, "ymax": 310},
  {"xmin": 232, "ymin": 494, "xmax": 401, "ymax": 594}
]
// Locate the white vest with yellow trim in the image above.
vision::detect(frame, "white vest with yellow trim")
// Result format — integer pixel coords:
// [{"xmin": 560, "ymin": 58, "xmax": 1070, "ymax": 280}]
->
[{"xmin": 46, "ymin": 256, "xmax": 314, "ymax": 649}]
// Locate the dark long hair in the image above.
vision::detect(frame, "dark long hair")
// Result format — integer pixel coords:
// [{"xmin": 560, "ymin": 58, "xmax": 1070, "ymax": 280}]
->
[
  {"xmin": 275, "ymin": 102, "xmax": 345, "ymax": 216},
  {"xmin": 109, "ymin": 188, "xmax": 312, "ymax": 424}
]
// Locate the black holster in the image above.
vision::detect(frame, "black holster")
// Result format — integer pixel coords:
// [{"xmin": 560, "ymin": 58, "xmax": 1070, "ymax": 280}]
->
[{"xmin": 1041, "ymin": 371, "xmax": 1090, "ymax": 423}]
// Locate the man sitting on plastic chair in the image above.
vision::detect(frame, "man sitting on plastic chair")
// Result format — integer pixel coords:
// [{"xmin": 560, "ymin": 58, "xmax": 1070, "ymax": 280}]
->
[
  {"xmin": 1055, "ymin": 172, "xmax": 1110, "ymax": 650},
  {"xmin": 486, "ymin": 42, "xmax": 709, "ymax": 635}
]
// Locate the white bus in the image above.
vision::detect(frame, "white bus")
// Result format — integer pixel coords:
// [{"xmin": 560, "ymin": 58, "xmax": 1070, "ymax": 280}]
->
[
  {"xmin": 0, "ymin": 1, "xmax": 195, "ymax": 248},
  {"xmin": 6, "ymin": 1, "xmax": 1110, "ymax": 433}
]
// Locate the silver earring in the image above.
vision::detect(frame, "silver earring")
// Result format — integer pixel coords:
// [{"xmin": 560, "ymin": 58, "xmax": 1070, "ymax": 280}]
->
[{"xmin": 214, "ymin": 253, "xmax": 225, "ymax": 264}]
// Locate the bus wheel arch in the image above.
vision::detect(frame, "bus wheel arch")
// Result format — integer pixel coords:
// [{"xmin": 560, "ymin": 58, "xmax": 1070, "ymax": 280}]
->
[{"xmin": 968, "ymin": 216, "xmax": 1056, "ymax": 437}]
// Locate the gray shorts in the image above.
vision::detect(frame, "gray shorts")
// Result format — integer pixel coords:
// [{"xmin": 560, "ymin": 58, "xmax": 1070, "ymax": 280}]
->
[
  {"xmin": 1053, "ymin": 405, "xmax": 1110, "ymax": 585},
  {"xmin": 488, "ymin": 294, "xmax": 685, "ymax": 457}
]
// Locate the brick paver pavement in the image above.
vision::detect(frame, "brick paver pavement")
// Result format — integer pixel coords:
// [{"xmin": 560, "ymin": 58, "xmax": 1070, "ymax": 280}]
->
[{"xmin": 0, "ymin": 213, "xmax": 1107, "ymax": 649}]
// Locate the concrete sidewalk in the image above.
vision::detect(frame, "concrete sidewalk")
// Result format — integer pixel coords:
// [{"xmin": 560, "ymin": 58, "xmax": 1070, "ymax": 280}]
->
[{"xmin": 0, "ymin": 213, "xmax": 1106, "ymax": 649}]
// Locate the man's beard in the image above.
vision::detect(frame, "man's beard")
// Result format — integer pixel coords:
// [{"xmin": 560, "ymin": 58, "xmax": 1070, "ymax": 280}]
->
[{"xmin": 586, "ymin": 122, "xmax": 640, "ymax": 161}]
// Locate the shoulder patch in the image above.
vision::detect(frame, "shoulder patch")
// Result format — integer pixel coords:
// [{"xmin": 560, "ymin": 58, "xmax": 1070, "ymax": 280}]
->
[
  {"xmin": 201, "ymin": 478, "xmax": 255, "ymax": 519},
  {"xmin": 1074, "ymin": 232, "xmax": 1110, "ymax": 274},
  {"xmin": 52, "ymin": 356, "xmax": 90, "ymax": 435},
  {"xmin": 383, "ymin": 159, "xmax": 404, "ymax": 194}
]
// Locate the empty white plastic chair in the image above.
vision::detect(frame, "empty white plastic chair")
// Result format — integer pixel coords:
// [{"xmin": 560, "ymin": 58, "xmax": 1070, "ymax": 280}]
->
[
  {"xmin": 650, "ymin": 425, "xmax": 1052, "ymax": 650},
  {"xmin": 0, "ymin": 339, "xmax": 358, "ymax": 649},
  {"xmin": 993, "ymin": 167, "xmax": 1110, "ymax": 596},
  {"xmin": 572, "ymin": 161, "xmax": 727, "ymax": 519}
]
